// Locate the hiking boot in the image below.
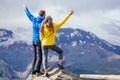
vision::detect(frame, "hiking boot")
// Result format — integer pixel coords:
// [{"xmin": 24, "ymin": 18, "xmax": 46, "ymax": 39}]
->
[
  {"xmin": 31, "ymin": 71, "xmax": 36, "ymax": 75},
  {"xmin": 58, "ymin": 64, "xmax": 64, "ymax": 69},
  {"xmin": 44, "ymin": 73, "xmax": 49, "ymax": 77}
]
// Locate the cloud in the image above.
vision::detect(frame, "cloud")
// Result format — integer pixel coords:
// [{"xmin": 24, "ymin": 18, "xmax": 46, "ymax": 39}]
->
[
  {"xmin": 37, "ymin": 0, "xmax": 120, "ymax": 12},
  {"xmin": 0, "ymin": 0, "xmax": 120, "ymax": 45}
]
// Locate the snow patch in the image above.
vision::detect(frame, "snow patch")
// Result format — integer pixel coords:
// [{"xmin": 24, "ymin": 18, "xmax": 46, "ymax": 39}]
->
[
  {"xmin": 71, "ymin": 41, "xmax": 77, "ymax": 47},
  {"xmin": 0, "ymin": 38, "xmax": 15, "ymax": 47},
  {"xmin": 86, "ymin": 36, "xmax": 90, "ymax": 39}
]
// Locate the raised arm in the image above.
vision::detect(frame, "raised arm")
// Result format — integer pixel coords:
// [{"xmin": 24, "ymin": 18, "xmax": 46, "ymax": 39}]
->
[
  {"xmin": 22, "ymin": 4, "xmax": 35, "ymax": 22},
  {"xmin": 55, "ymin": 10, "xmax": 74, "ymax": 29}
]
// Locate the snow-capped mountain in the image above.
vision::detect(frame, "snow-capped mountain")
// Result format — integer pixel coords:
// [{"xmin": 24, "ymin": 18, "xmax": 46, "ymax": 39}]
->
[
  {"xmin": 56, "ymin": 28, "xmax": 120, "ymax": 74},
  {"xmin": 0, "ymin": 29, "xmax": 33, "ymax": 80},
  {"xmin": 0, "ymin": 28, "xmax": 120, "ymax": 80},
  {"xmin": 0, "ymin": 29, "xmax": 13, "ymax": 42},
  {"xmin": 56, "ymin": 28, "xmax": 120, "ymax": 55}
]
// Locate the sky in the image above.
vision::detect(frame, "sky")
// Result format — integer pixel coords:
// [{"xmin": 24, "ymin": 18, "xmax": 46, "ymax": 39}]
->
[{"xmin": 0, "ymin": 0, "xmax": 120, "ymax": 45}]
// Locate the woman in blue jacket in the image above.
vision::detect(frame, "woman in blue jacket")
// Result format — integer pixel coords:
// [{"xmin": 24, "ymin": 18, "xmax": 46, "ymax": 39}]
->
[{"xmin": 22, "ymin": 4, "xmax": 46, "ymax": 76}]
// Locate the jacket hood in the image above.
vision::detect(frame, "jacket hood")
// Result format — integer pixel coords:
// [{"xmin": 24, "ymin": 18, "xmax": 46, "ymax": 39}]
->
[{"xmin": 36, "ymin": 16, "xmax": 44, "ymax": 23}]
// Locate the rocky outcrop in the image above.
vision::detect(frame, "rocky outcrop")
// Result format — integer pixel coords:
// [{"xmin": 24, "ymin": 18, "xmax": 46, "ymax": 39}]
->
[{"xmin": 27, "ymin": 68, "xmax": 81, "ymax": 80}]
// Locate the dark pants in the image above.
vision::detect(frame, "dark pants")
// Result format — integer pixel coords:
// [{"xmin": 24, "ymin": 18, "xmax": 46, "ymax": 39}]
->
[
  {"xmin": 32, "ymin": 42, "xmax": 42, "ymax": 72},
  {"xmin": 42, "ymin": 45, "xmax": 63, "ymax": 69}
]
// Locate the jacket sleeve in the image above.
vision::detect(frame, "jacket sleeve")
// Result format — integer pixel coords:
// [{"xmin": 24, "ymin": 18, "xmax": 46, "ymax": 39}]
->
[
  {"xmin": 24, "ymin": 8, "xmax": 35, "ymax": 22},
  {"xmin": 55, "ymin": 14, "xmax": 70, "ymax": 29}
]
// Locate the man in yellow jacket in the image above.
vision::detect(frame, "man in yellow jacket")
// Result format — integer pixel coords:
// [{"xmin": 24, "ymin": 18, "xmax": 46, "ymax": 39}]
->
[{"xmin": 40, "ymin": 10, "xmax": 74, "ymax": 77}]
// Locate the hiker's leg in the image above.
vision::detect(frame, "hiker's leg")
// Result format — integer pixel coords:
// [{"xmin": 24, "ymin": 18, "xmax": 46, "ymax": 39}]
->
[
  {"xmin": 50, "ymin": 45, "xmax": 63, "ymax": 65},
  {"xmin": 34, "ymin": 42, "xmax": 42, "ymax": 72},
  {"xmin": 42, "ymin": 46, "xmax": 49, "ymax": 73},
  {"xmin": 32, "ymin": 42, "xmax": 37, "ymax": 73}
]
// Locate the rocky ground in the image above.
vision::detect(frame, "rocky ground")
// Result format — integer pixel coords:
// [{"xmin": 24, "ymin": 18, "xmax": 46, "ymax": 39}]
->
[{"xmin": 27, "ymin": 68, "xmax": 81, "ymax": 80}]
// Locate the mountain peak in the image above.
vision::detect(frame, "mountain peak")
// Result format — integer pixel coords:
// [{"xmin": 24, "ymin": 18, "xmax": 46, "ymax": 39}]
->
[
  {"xmin": 27, "ymin": 68, "xmax": 81, "ymax": 80},
  {"xmin": 0, "ymin": 29, "xmax": 13, "ymax": 42}
]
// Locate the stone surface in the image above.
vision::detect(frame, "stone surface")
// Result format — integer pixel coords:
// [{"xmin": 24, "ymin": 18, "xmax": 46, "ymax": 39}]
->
[{"xmin": 27, "ymin": 68, "xmax": 81, "ymax": 80}]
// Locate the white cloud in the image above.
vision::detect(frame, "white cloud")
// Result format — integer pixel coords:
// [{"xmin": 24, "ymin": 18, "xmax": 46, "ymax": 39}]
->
[{"xmin": 0, "ymin": 0, "xmax": 120, "ymax": 45}]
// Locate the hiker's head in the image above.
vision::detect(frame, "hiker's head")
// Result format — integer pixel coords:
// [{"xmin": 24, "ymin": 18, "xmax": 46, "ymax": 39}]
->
[
  {"xmin": 40, "ymin": 16, "xmax": 54, "ymax": 33},
  {"xmin": 42, "ymin": 16, "xmax": 53, "ymax": 25},
  {"xmin": 38, "ymin": 9, "xmax": 46, "ymax": 17},
  {"xmin": 45, "ymin": 16, "xmax": 53, "ymax": 29},
  {"xmin": 45, "ymin": 16, "xmax": 53, "ymax": 24}
]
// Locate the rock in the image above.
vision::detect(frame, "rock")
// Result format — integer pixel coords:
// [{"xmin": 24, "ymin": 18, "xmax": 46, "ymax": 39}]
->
[{"xmin": 27, "ymin": 68, "xmax": 81, "ymax": 80}]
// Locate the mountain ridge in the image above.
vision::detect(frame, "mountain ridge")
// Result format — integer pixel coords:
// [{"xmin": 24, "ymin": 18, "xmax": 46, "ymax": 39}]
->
[{"xmin": 0, "ymin": 28, "xmax": 120, "ymax": 80}]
